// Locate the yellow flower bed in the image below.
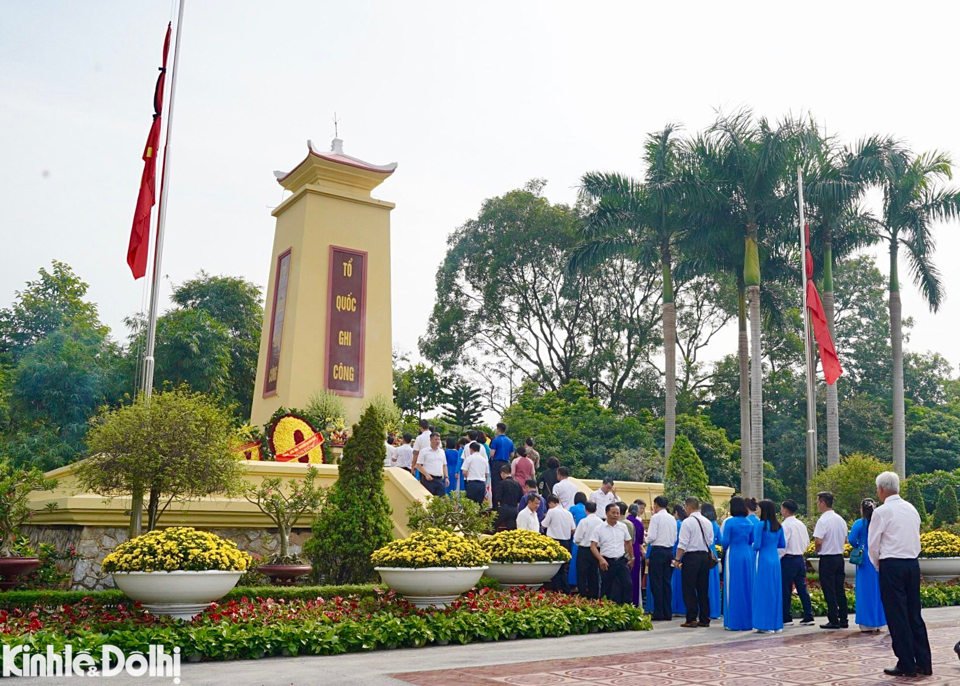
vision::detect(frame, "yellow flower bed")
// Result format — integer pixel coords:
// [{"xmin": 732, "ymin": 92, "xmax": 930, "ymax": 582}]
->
[
  {"xmin": 920, "ymin": 530, "xmax": 960, "ymax": 558},
  {"xmin": 480, "ymin": 529, "xmax": 571, "ymax": 563},
  {"xmin": 371, "ymin": 528, "xmax": 489, "ymax": 569},
  {"xmin": 102, "ymin": 527, "xmax": 252, "ymax": 573}
]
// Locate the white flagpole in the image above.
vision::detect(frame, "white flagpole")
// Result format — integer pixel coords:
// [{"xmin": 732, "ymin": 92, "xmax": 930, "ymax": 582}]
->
[
  {"xmin": 142, "ymin": 0, "xmax": 186, "ymax": 398},
  {"xmin": 798, "ymin": 166, "xmax": 818, "ymax": 508}
]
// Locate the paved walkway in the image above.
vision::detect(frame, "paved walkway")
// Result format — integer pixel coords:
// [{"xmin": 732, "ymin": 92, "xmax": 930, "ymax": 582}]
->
[{"xmin": 31, "ymin": 606, "xmax": 960, "ymax": 685}]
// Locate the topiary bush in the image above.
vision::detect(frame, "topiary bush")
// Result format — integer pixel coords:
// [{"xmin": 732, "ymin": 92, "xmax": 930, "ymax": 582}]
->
[
  {"xmin": 663, "ymin": 434, "xmax": 711, "ymax": 504},
  {"xmin": 903, "ymin": 477, "xmax": 928, "ymax": 523},
  {"xmin": 406, "ymin": 492, "xmax": 495, "ymax": 539},
  {"xmin": 305, "ymin": 402, "xmax": 393, "ymax": 585},
  {"xmin": 933, "ymin": 485, "xmax": 960, "ymax": 529}
]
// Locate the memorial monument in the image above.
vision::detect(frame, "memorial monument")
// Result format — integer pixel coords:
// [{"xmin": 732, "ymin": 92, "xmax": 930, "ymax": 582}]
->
[{"xmin": 250, "ymin": 138, "xmax": 397, "ymax": 428}]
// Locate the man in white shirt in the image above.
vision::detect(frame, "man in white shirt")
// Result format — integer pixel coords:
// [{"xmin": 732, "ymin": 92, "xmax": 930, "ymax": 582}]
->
[
  {"xmin": 779, "ymin": 499, "xmax": 814, "ymax": 626},
  {"xmin": 393, "ymin": 433, "xmax": 414, "ymax": 472},
  {"xmin": 589, "ymin": 502, "xmax": 633, "ymax": 604},
  {"xmin": 542, "ymin": 495, "xmax": 576, "ymax": 592},
  {"xmin": 411, "ymin": 419, "xmax": 431, "ymax": 466},
  {"xmin": 516, "ymin": 494, "xmax": 541, "ymax": 532},
  {"xmin": 675, "ymin": 496, "xmax": 714, "ymax": 628},
  {"xmin": 414, "ymin": 433, "xmax": 449, "ymax": 497},
  {"xmin": 460, "ymin": 442, "xmax": 489, "ymax": 506},
  {"xmin": 383, "ymin": 434, "xmax": 396, "ymax": 468},
  {"xmin": 573, "ymin": 502, "xmax": 604, "ymax": 598},
  {"xmin": 869, "ymin": 471, "xmax": 931, "ymax": 678},
  {"xmin": 551, "ymin": 466, "xmax": 579, "ymax": 509},
  {"xmin": 813, "ymin": 491, "xmax": 850, "ymax": 629},
  {"xmin": 645, "ymin": 495, "xmax": 677, "ymax": 620},
  {"xmin": 589, "ymin": 478, "xmax": 618, "ymax": 511}
]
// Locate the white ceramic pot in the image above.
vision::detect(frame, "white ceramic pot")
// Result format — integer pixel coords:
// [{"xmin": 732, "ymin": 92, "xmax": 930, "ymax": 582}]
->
[
  {"xmin": 918, "ymin": 557, "xmax": 960, "ymax": 582},
  {"xmin": 374, "ymin": 566, "xmax": 487, "ymax": 608},
  {"xmin": 485, "ymin": 561, "xmax": 564, "ymax": 590},
  {"xmin": 112, "ymin": 570, "xmax": 243, "ymax": 620},
  {"xmin": 807, "ymin": 558, "xmax": 856, "ymax": 579}
]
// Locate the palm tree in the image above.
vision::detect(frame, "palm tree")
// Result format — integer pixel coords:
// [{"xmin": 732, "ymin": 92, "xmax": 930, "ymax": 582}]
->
[
  {"xmin": 801, "ymin": 129, "xmax": 894, "ymax": 464},
  {"xmin": 873, "ymin": 149, "xmax": 960, "ymax": 476},
  {"xmin": 569, "ymin": 124, "xmax": 688, "ymax": 460},
  {"xmin": 708, "ymin": 111, "xmax": 797, "ymax": 498}
]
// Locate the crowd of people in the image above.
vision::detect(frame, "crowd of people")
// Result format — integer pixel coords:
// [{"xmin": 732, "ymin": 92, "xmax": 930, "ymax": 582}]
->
[{"xmin": 384, "ymin": 423, "xmax": 932, "ymax": 677}]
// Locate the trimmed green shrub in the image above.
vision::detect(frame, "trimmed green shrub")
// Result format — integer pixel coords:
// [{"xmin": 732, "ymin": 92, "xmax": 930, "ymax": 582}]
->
[
  {"xmin": 808, "ymin": 453, "xmax": 893, "ymax": 521},
  {"xmin": 903, "ymin": 478, "xmax": 928, "ymax": 523},
  {"xmin": 406, "ymin": 491, "xmax": 496, "ymax": 538},
  {"xmin": 663, "ymin": 434, "xmax": 711, "ymax": 504},
  {"xmin": 305, "ymin": 402, "xmax": 393, "ymax": 584},
  {"xmin": 933, "ymin": 485, "xmax": 960, "ymax": 528}
]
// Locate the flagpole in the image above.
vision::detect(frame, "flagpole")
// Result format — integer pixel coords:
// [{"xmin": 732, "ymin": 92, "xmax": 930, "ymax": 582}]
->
[
  {"xmin": 798, "ymin": 166, "xmax": 818, "ymax": 511},
  {"xmin": 141, "ymin": 0, "xmax": 186, "ymax": 398}
]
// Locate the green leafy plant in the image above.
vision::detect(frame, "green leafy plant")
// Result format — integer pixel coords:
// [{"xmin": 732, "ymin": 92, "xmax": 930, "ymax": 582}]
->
[
  {"xmin": 406, "ymin": 492, "xmax": 495, "ymax": 539},
  {"xmin": 0, "ymin": 459, "xmax": 57, "ymax": 557},
  {"xmin": 306, "ymin": 401, "xmax": 393, "ymax": 584},
  {"xmin": 933, "ymin": 485, "xmax": 959, "ymax": 528},
  {"xmin": 903, "ymin": 477, "xmax": 928, "ymax": 523},
  {"xmin": 244, "ymin": 466, "xmax": 326, "ymax": 563},
  {"xmin": 663, "ymin": 434, "xmax": 711, "ymax": 504},
  {"xmin": 306, "ymin": 389, "xmax": 347, "ymax": 429},
  {"xmin": 809, "ymin": 453, "xmax": 893, "ymax": 521},
  {"xmin": 10, "ymin": 537, "xmax": 79, "ymax": 589}
]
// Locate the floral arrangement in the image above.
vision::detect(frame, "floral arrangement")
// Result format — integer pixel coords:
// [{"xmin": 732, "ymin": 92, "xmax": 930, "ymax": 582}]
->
[
  {"xmin": 269, "ymin": 413, "xmax": 324, "ymax": 464},
  {"xmin": 102, "ymin": 528, "xmax": 252, "ymax": 573},
  {"xmin": 479, "ymin": 529, "xmax": 571, "ymax": 563},
  {"xmin": 371, "ymin": 528, "xmax": 489, "ymax": 569},
  {"xmin": 920, "ymin": 530, "xmax": 960, "ymax": 558}
]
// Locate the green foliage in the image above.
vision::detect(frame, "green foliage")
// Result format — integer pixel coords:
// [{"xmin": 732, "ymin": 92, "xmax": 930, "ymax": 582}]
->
[
  {"xmin": 440, "ymin": 380, "xmax": 485, "ymax": 434},
  {"xmin": 903, "ymin": 478, "xmax": 928, "ymax": 521},
  {"xmin": 306, "ymin": 401, "xmax": 393, "ymax": 584},
  {"xmin": 366, "ymin": 393, "xmax": 403, "ymax": 438},
  {"xmin": 78, "ymin": 388, "xmax": 244, "ymax": 534},
  {"xmin": 933, "ymin": 485, "xmax": 960, "ymax": 528},
  {"xmin": 904, "ymin": 470, "xmax": 960, "ymax": 518},
  {"xmin": 0, "ymin": 460, "xmax": 57, "ymax": 556},
  {"xmin": 149, "ymin": 309, "xmax": 233, "ymax": 400},
  {"xmin": 663, "ymin": 434, "xmax": 711, "ymax": 504},
  {"xmin": 502, "ymin": 381, "xmax": 653, "ymax": 477},
  {"xmin": 406, "ymin": 492, "xmax": 496, "ymax": 539},
  {"xmin": 809, "ymin": 453, "xmax": 893, "ymax": 521},
  {"xmin": 10, "ymin": 537, "xmax": 79, "ymax": 589},
  {"xmin": 393, "ymin": 362, "xmax": 443, "ymax": 421},
  {"xmin": 306, "ymin": 389, "xmax": 347, "ymax": 428},
  {"xmin": 245, "ymin": 466, "xmax": 327, "ymax": 561},
  {"xmin": 658, "ymin": 413, "xmax": 738, "ymax": 487},
  {"xmin": 599, "ymin": 446, "xmax": 663, "ymax": 483},
  {"xmin": 906, "ymin": 404, "xmax": 960, "ymax": 474}
]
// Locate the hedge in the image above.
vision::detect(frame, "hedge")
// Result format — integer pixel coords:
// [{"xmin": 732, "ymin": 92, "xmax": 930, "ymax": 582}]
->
[{"xmin": 792, "ymin": 583, "xmax": 960, "ymax": 616}]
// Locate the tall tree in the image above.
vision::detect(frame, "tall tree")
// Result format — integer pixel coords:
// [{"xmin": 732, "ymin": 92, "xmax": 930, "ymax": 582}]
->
[
  {"xmin": 709, "ymin": 111, "xmax": 796, "ymax": 498},
  {"xmin": 393, "ymin": 362, "xmax": 443, "ymax": 421},
  {"xmin": 873, "ymin": 149, "xmax": 960, "ymax": 476},
  {"xmin": 440, "ymin": 380, "xmax": 485, "ymax": 433},
  {"xmin": 570, "ymin": 124, "xmax": 689, "ymax": 459}
]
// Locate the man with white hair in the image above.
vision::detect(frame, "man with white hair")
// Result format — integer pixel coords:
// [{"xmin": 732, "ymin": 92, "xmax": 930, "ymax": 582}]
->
[{"xmin": 868, "ymin": 471, "xmax": 932, "ymax": 678}]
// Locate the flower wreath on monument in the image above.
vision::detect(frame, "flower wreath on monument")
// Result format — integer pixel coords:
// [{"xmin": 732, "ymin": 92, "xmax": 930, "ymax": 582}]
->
[{"xmin": 250, "ymin": 407, "xmax": 326, "ymax": 463}]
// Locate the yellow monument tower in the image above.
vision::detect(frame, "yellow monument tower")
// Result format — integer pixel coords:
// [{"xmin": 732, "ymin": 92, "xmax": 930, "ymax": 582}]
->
[{"xmin": 250, "ymin": 138, "xmax": 397, "ymax": 429}]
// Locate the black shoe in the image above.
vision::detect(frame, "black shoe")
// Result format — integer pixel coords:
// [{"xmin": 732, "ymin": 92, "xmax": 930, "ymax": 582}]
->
[
  {"xmin": 839, "ymin": 622, "xmax": 849, "ymax": 629},
  {"xmin": 820, "ymin": 622, "xmax": 841, "ymax": 630},
  {"xmin": 782, "ymin": 620, "xmax": 794, "ymax": 627},
  {"xmin": 883, "ymin": 667, "xmax": 917, "ymax": 677},
  {"xmin": 918, "ymin": 666, "xmax": 933, "ymax": 676},
  {"xmin": 698, "ymin": 621, "xmax": 710, "ymax": 627},
  {"xmin": 799, "ymin": 618, "xmax": 815, "ymax": 626}
]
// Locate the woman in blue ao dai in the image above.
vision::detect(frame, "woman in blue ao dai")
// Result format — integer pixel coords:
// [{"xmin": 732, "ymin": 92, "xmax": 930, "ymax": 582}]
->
[
  {"xmin": 568, "ymin": 492, "xmax": 587, "ymax": 589},
  {"xmin": 670, "ymin": 504, "xmax": 687, "ymax": 616},
  {"xmin": 721, "ymin": 496, "xmax": 754, "ymax": 630},
  {"xmin": 848, "ymin": 498, "xmax": 886, "ymax": 633},
  {"xmin": 752, "ymin": 499, "xmax": 786, "ymax": 633},
  {"xmin": 701, "ymin": 502, "xmax": 722, "ymax": 619}
]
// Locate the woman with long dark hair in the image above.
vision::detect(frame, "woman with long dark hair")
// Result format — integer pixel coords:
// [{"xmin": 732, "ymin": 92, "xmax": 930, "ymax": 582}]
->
[
  {"xmin": 849, "ymin": 498, "xmax": 886, "ymax": 633},
  {"xmin": 671, "ymin": 504, "xmax": 687, "ymax": 617},
  {"xmin": 721, "ymin": 496, "xmax": 754, "ymax": 630},
  {"xmin": 752, "ymin": 499, "xmax": 786, "ymax": 632}
]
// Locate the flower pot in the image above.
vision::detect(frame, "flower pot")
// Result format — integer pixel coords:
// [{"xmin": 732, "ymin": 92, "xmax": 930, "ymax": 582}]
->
[
  {"xmin": 374, "ymin": 566, "xmax": 487, "ymax": 608},
  {"xmin": 485, "ymin": 561, "xmax": 564, "ymax": 590},
  {"xmin": 257, "ymin": 564, "xmax": 313, "ymax": 586},
  {"xmin": 807, "ymin": 557, "xmax": 856, "ymax": 579},
  {"xmin": 918, "ymin": 557, "xmax": 960, "ymax": 582},
  {"xmin": 0, "ymin": 557, "xmax": 41, "ymax": 592},
  {"xmin": 111, "ymin": 570, "xmax": 243, "ymax": 620}
]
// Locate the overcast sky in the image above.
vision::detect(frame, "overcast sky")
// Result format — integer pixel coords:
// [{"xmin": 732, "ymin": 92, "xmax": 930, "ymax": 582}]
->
[{"xmin": 3, "ymin": 1, "xmax": 959, "ymax": 380}]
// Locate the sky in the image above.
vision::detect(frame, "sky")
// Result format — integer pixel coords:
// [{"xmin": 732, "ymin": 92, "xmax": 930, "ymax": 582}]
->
[{"xmin": 2, "ymin": 1, "xmax": 960, "ymax": 381}]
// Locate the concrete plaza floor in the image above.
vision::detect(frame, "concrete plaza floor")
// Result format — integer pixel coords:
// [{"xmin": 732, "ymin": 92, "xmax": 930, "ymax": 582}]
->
[{"xmin": 31, "ymin": 605, "xmax": 960, "ymax": 685}]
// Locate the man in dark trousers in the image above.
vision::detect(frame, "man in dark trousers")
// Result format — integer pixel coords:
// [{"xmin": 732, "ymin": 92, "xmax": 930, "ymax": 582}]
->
[
  {"xmin": 645, "ymin": 495, "xmax": 677, "ymax": 620},
  {"xmin": 675, "ymin": 496, "xmax": 713, "ymax": 628},
  {"xmin": 870, "ymin": 471, "xmax": 932, "ymax": 678},
  {"xmin": 589, "ymin": 503, "xmax": 633, "ymax": 604},
  {"xmin": 493, "ymin": 464, "xmax": 522, "ymax": 530}
]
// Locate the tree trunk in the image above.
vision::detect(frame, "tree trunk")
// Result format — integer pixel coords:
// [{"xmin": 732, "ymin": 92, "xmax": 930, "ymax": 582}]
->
[
  {"xmin": 663, "ymin": 259, "xmax": 677, "ymax": 463},
  {"xmin": 890, "ymin": 247, "xmax": 906, "ymax": 476},
  {"xmin": 147, "ymin": 486, "xmax": 161, "ymax": 532},
  {"xmin": 737, "ymin": 284, "xmax": 751, "ymax": 495},
  {"xmin": 129, "ymin": 488, "xmax": 144, "ymax": 539},
  {"xmin": 747, "ymin": 284, "xmax": 764, "ymax": 499},
  {"xmin": 823, "ymin": 241, "xmax": 840, "ymax": 466},
  {"xmin": 279, "ymin": 523, "xmax": 290, "ymax": 559}
]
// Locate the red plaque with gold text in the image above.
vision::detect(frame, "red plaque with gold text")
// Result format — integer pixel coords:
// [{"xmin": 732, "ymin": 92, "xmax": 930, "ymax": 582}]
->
[{"xmin": 325, "ymin": 246, "xmax": 366, "ymax": 396}]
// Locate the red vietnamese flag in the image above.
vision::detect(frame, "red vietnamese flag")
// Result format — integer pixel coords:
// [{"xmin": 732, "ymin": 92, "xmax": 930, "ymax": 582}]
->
[
  {"xmin": 804, "ymin": 224, "xmax": 843, "ymax": 385},
  {"xmin": 127, "ymin": 24, "xmax": 172, "ymax": 279}
]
